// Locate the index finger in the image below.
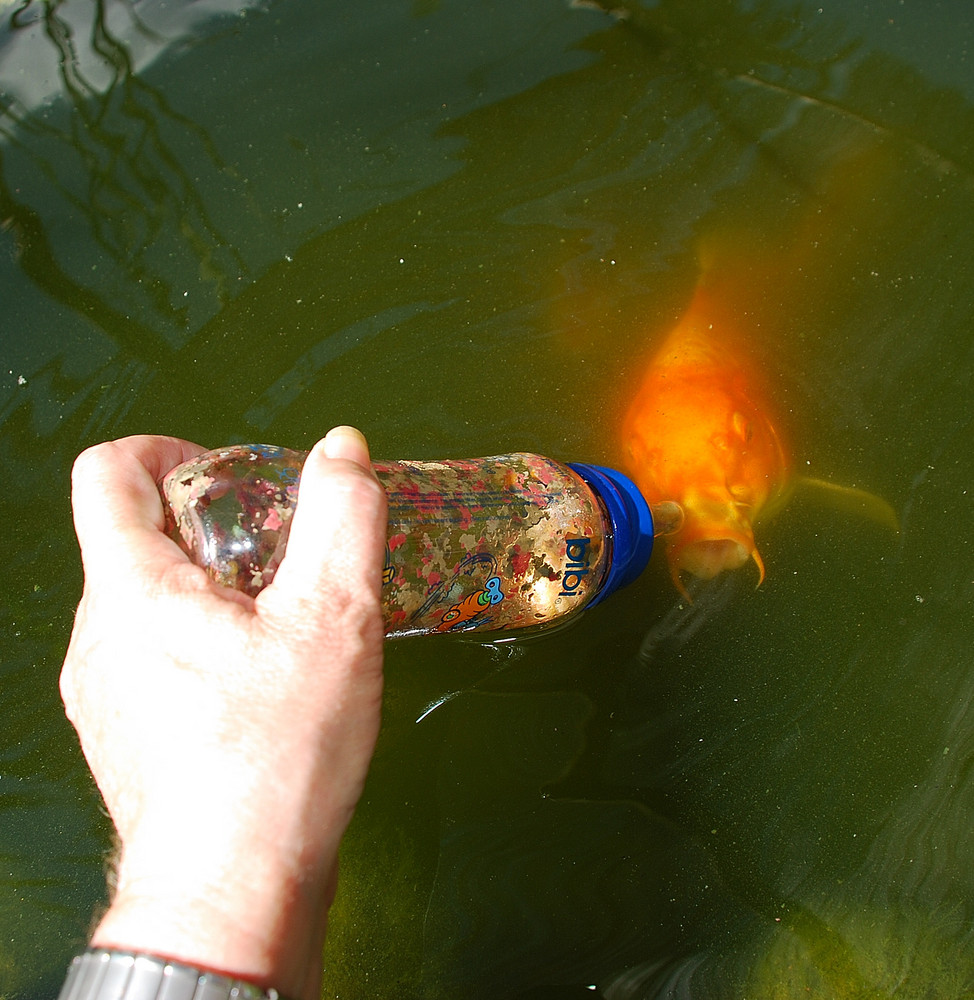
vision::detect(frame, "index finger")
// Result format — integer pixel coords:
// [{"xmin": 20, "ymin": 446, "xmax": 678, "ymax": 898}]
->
[{"xmin": 71, "ymin": 435, "xmax": 207, "ymax": 583}]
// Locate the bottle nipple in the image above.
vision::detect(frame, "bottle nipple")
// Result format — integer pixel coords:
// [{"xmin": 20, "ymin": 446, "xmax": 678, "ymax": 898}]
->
[{"xmin": 649, "ymin": 501, "xmax": 685, "ymax": 538}]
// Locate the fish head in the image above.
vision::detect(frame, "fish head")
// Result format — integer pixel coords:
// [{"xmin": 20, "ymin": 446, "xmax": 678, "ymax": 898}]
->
[
  {"xmin": 624, "ymin": 383, "xmax": 787, "ymax": 598},
  {"xmin": 658, "ymin": 408, "xmax": 785, "ymax": 597}
]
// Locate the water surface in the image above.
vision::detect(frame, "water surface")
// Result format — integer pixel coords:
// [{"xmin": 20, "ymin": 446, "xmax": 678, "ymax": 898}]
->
[{"xmin": 1, "ymin": 1, "xmax": 973, "ymax": 997}]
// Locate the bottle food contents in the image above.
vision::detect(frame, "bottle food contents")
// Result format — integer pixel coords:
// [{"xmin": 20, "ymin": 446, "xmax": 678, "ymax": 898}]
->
[{"xmin": 162, "ymin": 445, "xmax": 682, "ymax": 638}]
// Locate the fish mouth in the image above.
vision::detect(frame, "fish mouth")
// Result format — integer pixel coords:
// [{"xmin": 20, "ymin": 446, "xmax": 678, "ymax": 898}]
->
[{"xmin": 667, "ymin": 524, "xmax": 766, "ymax": 598}]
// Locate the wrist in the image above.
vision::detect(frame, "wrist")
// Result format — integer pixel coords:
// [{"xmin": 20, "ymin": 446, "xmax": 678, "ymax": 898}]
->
[{"xmin": 91, "ymin": 839, "xmax": 335, "ymax": 1000}]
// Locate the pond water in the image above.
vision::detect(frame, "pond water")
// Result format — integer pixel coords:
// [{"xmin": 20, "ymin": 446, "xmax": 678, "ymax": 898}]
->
[{"xmin": 2, "ymin": 0, "xmax": 973, "ymax": 997}]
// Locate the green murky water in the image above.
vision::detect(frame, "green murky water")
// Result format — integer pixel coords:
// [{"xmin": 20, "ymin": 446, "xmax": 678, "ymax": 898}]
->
[{"xmin": 2, "ymin": 1, "xmax": 973, "ymax": 997}]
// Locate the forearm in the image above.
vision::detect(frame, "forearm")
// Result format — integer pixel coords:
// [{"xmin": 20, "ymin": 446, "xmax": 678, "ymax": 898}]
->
[{"xmin": 90, "ymin": 873, "xmax": 330, "ymax": 1000}]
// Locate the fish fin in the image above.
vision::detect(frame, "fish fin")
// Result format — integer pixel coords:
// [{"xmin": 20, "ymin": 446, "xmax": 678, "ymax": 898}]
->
[{"xmin": 793, "ymin": 476, "xmax": 900, "ymax": 532}]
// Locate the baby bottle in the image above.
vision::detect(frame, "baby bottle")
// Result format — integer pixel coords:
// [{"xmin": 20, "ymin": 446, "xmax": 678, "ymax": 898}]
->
[{"xmin": 162, "ymin": 445, "xmax": 682, "ymax": 638}]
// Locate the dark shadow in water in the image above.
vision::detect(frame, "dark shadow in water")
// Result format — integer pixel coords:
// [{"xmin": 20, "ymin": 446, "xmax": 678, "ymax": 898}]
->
[{"xmin": 0, "ymin": 159, "xmax": 171, "ymax": 359}]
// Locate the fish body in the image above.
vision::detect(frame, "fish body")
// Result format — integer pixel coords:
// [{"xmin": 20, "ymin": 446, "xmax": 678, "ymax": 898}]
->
[{"xmin": 621, "ymin": 277, "xmax": 791, "ymax": 597}]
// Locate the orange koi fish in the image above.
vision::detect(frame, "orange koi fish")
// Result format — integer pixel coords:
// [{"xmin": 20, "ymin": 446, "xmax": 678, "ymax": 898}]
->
[{"xmin": 621, "ymin": 268, "xmax": 898, "ymax": 599}]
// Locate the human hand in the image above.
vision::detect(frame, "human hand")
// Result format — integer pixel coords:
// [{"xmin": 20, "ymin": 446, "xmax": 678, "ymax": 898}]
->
[{"xmin": 60, "ymin": 427, "xmax": 387, "ymax": 1000}]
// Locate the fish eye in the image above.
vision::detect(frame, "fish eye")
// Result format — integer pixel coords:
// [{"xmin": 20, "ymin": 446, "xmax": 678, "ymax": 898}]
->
[{"xmin": 732, "ymin": 411, "xmax": 754, "ymax": 443}]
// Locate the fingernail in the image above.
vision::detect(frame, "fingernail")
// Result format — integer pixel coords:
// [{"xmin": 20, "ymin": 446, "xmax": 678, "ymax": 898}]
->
[{"xmin": 322, "ymin": 425, "xmax": 370, "ymax": 464}]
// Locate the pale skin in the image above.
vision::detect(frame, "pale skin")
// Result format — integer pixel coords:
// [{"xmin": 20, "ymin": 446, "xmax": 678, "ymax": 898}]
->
[{"xmin": 60, "ymin": 426, "xmax": 388, "ymax": 1000}]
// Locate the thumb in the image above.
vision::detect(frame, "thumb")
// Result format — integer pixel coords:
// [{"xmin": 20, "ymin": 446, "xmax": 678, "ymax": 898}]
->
[{"xmin": 258, "ymin": 427, "xmax": 388, "ymax": 627}]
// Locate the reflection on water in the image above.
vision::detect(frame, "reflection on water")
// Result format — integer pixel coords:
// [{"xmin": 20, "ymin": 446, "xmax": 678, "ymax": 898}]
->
[
  {"xmin": 2, "ymin": 0, "xmax": 974, "ymax": 997},
  {"xmin": 0, "ymin": 0, "xmax": 250, "ymax": 341},
  {"xmin": 0, "ymin": 0, "xmax": 267, "ymax": 455}
]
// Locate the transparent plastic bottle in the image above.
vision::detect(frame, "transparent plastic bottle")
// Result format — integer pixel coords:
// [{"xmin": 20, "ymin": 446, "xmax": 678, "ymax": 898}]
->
[{"xmin": 162, "ymin": 444, "xmax": 683, "ymax": 638}]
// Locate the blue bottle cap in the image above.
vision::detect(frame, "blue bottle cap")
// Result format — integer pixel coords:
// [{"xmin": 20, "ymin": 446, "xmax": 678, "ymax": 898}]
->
[{"xmin": 567, "ymin": 462, "xmax": 654, "ymax": 606}]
